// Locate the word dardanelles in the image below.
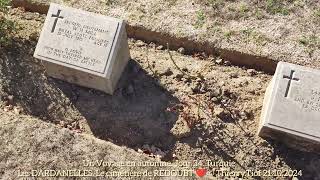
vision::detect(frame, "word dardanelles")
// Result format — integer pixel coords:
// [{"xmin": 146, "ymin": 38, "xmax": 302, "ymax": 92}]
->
[{"xmin": 27, "ymin": 169, "xmax": 99, "ymax": 177}]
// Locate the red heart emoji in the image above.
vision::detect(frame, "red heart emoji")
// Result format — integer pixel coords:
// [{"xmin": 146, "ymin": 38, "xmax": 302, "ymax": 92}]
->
[{"xmin": 195, "ymin": 168, "xmax": 207, "ymax": 177}]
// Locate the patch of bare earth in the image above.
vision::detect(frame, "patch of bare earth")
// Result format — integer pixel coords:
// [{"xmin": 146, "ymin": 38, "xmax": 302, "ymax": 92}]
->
[{"xmin": 0, "ymin": 110, "xmax": 190, "ymax": 180}]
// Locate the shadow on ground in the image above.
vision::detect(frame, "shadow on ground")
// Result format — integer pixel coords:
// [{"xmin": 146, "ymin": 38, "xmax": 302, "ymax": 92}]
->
[
  {"xmin": 0, "ymin": 39, "xmax": 179, "ymax": 150},
  {"xmin": 57, "ymin": 60, "xmax": 180, "ymax": 149},
  {"xmin": 268, "ymin": 139, "xmax": 320, "ymax": 180},
  {"xmin": 178, "ymin": 105, "xmax": 320, "ymax": 179}
]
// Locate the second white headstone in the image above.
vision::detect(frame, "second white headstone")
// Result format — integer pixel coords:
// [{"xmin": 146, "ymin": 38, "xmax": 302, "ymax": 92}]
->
[{"xmin": 259, "ymin": 62, "xmax": 320, "ymax": 152}]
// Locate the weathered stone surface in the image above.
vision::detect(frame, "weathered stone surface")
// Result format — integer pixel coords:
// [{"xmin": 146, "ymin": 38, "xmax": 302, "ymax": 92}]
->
[
  {"xmin": 259, "ymin": 62, "xmax": 320, "ymax": 152},
  {"xmin": 34, "ymin": 3, "xmax": 130, "ymax": 94}
]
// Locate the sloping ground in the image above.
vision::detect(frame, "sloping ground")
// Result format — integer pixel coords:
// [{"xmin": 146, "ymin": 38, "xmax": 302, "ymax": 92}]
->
[
  {"xmin": 0, "ymin": 110, "xmax": 190, "ymax": 179},
  {"xmin": 11, "ymin": 0, "xmax": 320, "ymax": 72}
]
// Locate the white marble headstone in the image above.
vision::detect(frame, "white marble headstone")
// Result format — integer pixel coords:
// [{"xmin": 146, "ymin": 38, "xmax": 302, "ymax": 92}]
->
[
  {"xmin": 34, "ymin": 3, "xmax": 130, "ymax": 94},
  {"xmin": 259, "ymin": 62, "xmax": 320, "ymax": 152}
]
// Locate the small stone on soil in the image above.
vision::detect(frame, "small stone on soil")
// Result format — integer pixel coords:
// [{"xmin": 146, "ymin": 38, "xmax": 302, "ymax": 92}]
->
[
  {"xmin": 135, "ymin": 40, "xmax": 145, "ymax": 47},
  {"xmin": 224, "ymin": 61, "xmax": 231, "ymax": 66},
  {"xmin": 7, "ymin": 95, "xmax": 14, "ymax": 104},
  {"xmin": 148, "ymin": 42, "xmax": 156, "ymax": 48},
  {"xmin": 214, "ymin": 107, "xmax": 225, "ymax": 117},
  {"xmin": 170, "ymin": 118, "xmax": 191, "ymax": 139},
  {"xmin": 13, "ymin": 107, "xmax": 21, "ymax": 114},
  {"xmin": 229, "ymin": 72, "xmax": 239, "ymax": 78},
  {"xmin": 211, "ymin": 97, "xmax": 220, "ymax": 103},
  {"xmin": 215, "ymin": 58, "xmax": 224, "ymax": 65},
  {"xmin": 4, "ymin": 104, "xmax": 14, "ymax": 111},
  {"xmin": 177, "ymin": 47, "xmax": 186, "ymax": 54},
  {"xmin": 25, "ymin": 14, "xmax": 34, "ymax": 20},
  {"xmin": 140, "ymin": 144, "xmax": 166, "ymax": 159},
  {"xmin": 209, "ymin": 88, "xmax": 222, "ymax": 98},
  {"xmin": 239, "ymin": 111, "xmax": 248, "ymax": 119},
  {"xmin": 247, "ymin": 69, "xmax": 257, "ymax": 76},
  {"xmin": 156, "ymin": 45, "xmax": 164, "ymax": 50},
  {"xmin": 59, "ymin": 121, "xmax": 67, "ymax": 128},
  {"xmin": 137, "ymin": 149, "xmax": 143, "ymax": 153}
]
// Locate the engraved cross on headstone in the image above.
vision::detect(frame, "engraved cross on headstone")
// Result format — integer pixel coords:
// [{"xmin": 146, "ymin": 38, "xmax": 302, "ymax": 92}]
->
[
  {"xmin": 283, "ymin": 70, "xmax": 299, "ymax": 98},
  {"xmin": 51, "ymin": 10, "xmax": 64, "ymax": 33}
]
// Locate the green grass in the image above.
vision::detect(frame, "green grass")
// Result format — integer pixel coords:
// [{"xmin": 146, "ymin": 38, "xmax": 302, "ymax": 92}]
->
[
  {"xmin": 195, "ymin": 10, "xmax": 206, "ymax": 28},
  {"xmin": 242, "ymin": 28, "xmax": 270, "ymax": 45},
  {"xmin": 0, "ymin": 21, "xmax": 16, "ymax": 46},
  {"xmin": 0, "ymin": 0, "xmax": 10, "ymax": 12},
  {"xmin": 293, "ymin": 0, "xmax": 305, "ymax": 8},
  {"xmin": 0, "ymin": 0, "xmax": 16, "ymax": 46},
  {"xmin": 236, "ymin": 2, "xmax": 250, "ymax": 18},
  {"xmin": 167, "ymin": 0, "xmax": 178, "ymax": 6},
  {"xmin": 254, "ymin": 9, "xmax": 264, "ymax": 19},
  {"xmin": 206, "ymin": 0, "xmax": 224, "ymax": 9},
  {"xmin": 211, "ymin": 26, "xmax": 222, "ymax": 34},
  {"xmin": 314, "ymin": 8, "xmax": 320, "ymax": 18},
  {"xmin": 299, "ymin": 35, "xmax": 320, "ymax": 56},
  {"xmin": 239, "ymin": 3, "xmax": 249, "ymax": 14},
  {"xmin": 223, "ymin": 30, "xmax": 235, "ymax": 39},
  {"xmin": 299, "ymin": 35, "xmax": 320, "ymax": 46},
  {"xmin": 266, "ymin": 0, "xmax": 290, "ymax": 15},
  {"xmin": 105, "ymin": 0, "xmax": 114, "ymax": 6}
]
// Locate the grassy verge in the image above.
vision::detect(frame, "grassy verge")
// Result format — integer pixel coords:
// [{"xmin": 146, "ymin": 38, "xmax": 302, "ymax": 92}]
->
[{"xmin": 0, "ymin": 0, "xmax": 16, "ymax": 46}]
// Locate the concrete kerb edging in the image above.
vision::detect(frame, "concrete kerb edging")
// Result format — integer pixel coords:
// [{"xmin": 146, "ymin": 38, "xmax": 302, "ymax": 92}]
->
[{"xmin": 12, "ymin": 0, "xmax": 278, "ymax": 74}]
